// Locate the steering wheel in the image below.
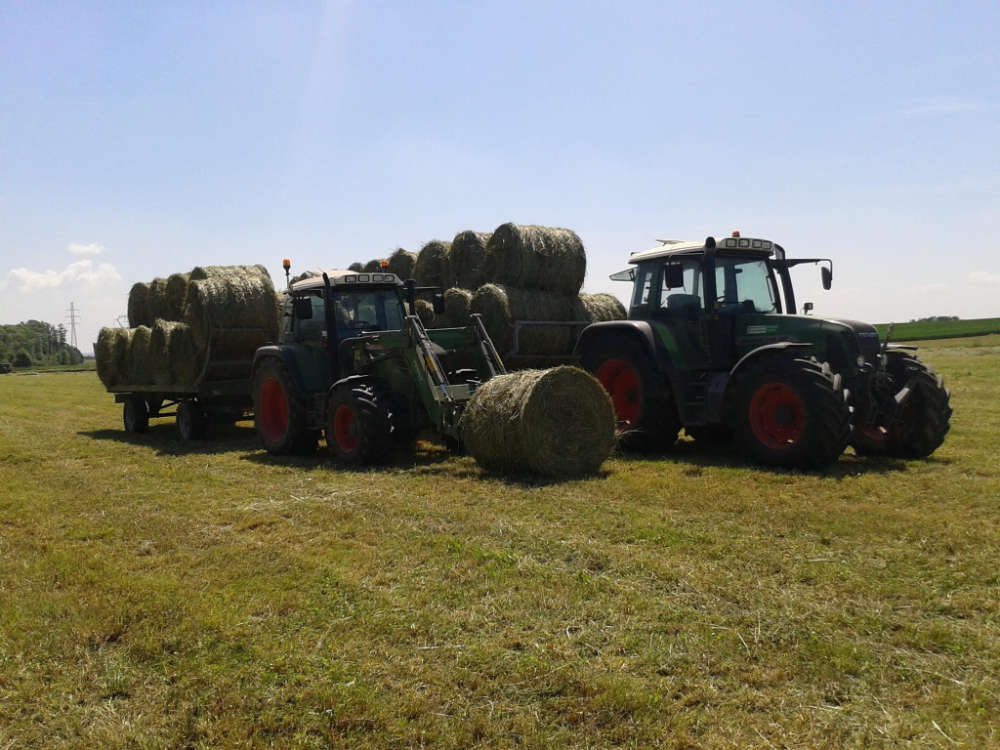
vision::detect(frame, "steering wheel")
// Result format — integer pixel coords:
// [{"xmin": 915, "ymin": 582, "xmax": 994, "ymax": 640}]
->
[{"xmin": 348, "ymin": 320, "xmax": 375, "ymax": 330}]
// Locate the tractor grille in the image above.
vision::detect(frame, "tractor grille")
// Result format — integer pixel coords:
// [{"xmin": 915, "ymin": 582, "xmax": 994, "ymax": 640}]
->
[{"xmin": 857, "ymin": 332, "xmax": 881, "ymax": 363}]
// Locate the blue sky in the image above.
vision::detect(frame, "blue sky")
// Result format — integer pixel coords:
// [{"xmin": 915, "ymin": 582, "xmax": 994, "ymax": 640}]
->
[{"xmin": 1, "ymin": 0, "xmax": 998, "ymax": 353}]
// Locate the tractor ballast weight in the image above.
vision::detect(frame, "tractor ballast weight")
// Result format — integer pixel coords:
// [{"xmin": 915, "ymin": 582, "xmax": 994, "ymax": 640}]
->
[{"xmin": 576, "ymin": 234, "xmax": 951, "ymax": 467}]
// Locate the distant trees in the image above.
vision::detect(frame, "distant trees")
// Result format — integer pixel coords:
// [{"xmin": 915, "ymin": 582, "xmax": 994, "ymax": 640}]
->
[{"xmin": 0, "ymin": 321, "xmax": 83, "ymax": 368}]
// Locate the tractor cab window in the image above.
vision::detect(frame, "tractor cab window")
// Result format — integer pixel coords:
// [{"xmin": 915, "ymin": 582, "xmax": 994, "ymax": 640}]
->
[
  {"xmin": 291, "ymin": 293, "xmax": 326, "ymax": 342},
  {"xmin": 332, "ymin": 289, "xmax": 405, "ymax": 335},
  {"xmin": 657, "ymin": 260, "xmax": 703, "ymax": 313},
  {"xmin": 713, "ymin": 258, "xmax": 778, "ymax": 313}
]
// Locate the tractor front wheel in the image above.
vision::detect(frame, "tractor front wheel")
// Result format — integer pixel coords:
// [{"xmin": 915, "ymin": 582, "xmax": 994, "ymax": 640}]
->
[
  {"xmin": 581, "ymin": 338, "xmax": 679, "ymax": 449},
  {"xmin": 729, "ymin": 355, "xmax": 851, "ymax": 469},
  {"xmin": 852, "ymin": 352, "xmax": 951, "ymax": 458},
  {"xmin": 253, "ymin": 359, "xmax": 318, "ymax": 455},
  {"xmin": 326, "ymin": 383, "xmax": 395, "ymax": 465}
]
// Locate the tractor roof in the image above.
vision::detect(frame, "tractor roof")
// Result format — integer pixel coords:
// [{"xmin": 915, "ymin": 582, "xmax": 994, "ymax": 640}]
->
[
  {"xmin": 289, "ymin": 270, "xmax": 403, "ymax": 293},
  {"xmin": 627, "ymin": 236, "xmax": 776, "ymax": 264}
]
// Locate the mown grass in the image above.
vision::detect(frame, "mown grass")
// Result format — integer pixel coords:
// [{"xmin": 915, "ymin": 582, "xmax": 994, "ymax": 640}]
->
[
  {"xmin": 875, "ymin": 317, "xmax": 1000, "ymax": 342},
  {"xmin": 1, "ymin": 337, "xmax": 998, "ymax": 748}
]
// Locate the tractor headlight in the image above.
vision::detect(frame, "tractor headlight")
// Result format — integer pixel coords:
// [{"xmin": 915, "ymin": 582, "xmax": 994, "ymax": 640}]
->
[{"xmin": 857, "ymin": 354, "xmax": 866, "ymax": 368}]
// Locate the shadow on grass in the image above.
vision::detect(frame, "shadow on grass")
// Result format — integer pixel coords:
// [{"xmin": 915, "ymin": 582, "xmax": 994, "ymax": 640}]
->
[
  {"xmin": 618, "ymin": 437, "xmax": 915, "ymax": 478},
  {"xmin": 79, "ymin": 422, "xmax": 259, "ymax": 456}
]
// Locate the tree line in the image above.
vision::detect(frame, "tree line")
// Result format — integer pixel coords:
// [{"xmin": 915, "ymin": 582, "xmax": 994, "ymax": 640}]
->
[{"xmin": 0, "ymin": 321, "xmax": 85, "ymax": 368}]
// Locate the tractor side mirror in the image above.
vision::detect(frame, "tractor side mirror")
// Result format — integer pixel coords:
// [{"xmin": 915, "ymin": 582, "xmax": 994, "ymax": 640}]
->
[
  {"xmin": 663, "ymin": 263, "xmax": 685, "ymax": 289},
  {"xmin": 821, "ymin": 266, "xmax": 832, "ymax": 290},
  {"xmin": 803, "ymin": 302, "xmax": 814, "ymax": 315},
  {"xmin": 432, "ymin": 293, "xmax": 445, "ymax": 315},
  {"xmin": 293, "ymin": 296, "xmax": 313, "ymax": 319}
]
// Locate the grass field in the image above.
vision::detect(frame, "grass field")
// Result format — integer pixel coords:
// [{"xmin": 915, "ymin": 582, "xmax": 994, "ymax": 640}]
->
[
  {"xmin": 1, "ymin": 336, "xmax": 998, "ymax": 748},
  {"xmin": 875, "ymin": 317, "xmax": 1000, "ymax": 342}
]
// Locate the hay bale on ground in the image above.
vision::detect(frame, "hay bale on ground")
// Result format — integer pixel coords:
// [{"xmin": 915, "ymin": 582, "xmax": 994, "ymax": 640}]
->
[
  {"xmin": 190, "ymin": 264, "xmax": 271, "ymax": 281},
  {"xmin": 387, "ymin": 248, "xmax": 417, "ymax": 280},
  {"xmin": 443, "ymin": 287, "xmax": 473, "ymax": 326},
  {"xmin": 470, "ymin": 284, "xmax": 580, "ymax": 356},
  {"xmin": 126, "ymin": 326, "xmax": 153, "ymax": 386},
  {"xmin": 461, "ymin": 366, "xmax": 615, "ymax": 478},
  {"xmin": 484, "ymin": 223, "xmax": 586, "ymax": 295},
  {"xmin": 183, "ymin": 272, "xmax": 279, "ymax": 362},
  {"xmin": 414, "ymin": 299, "xmax": 436, "ymax": 327},
  {"xmin": 450, "ymin": 231, "xmax": 491, "ymax": 289},
  {"xmin": 363, "ymin": 259, "xmax": 383, "ymax": 273},
  {"xmin": 414, "ymin": 241, "xmax": 452, "ymax": 288},
  {"xmin": 95, "ymin": 327, "xmax": 129, "ymax": 388},
  {"xmin": 149, "ymin": 319, "xmax": 200, "ymax": 387},
  {"xmin": 127, "ymin": 282, "xmax": 150, "ymax": 327},
  {"xmin": 348, "ymin": 262, "xmax": 364, "ymax": 272}
]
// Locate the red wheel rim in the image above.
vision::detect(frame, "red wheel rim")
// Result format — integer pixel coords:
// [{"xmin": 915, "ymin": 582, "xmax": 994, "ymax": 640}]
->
[
  {"xmin": 332, "ymin": 405, "xmax": 358, "ymax": 453},
  {"xmin": 257, "ymin": 376, "xmax": 288, "ymax": 443},
  {"xmin": 595, "ymin": 359, "xmax": 641, "ymax": 426},
  {"xmin": 748, "ymin": 382, "xmax": 806, "ymax": 450}
]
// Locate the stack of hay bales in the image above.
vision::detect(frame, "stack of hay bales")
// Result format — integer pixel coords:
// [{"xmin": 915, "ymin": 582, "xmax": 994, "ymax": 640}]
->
[
  {"xmin": 461, "ymin": 366, "xmax": 616, "ymax": 477},
  {"xmin": 95, "ymin": 264, "xmax": 278, "ymax": 389}
]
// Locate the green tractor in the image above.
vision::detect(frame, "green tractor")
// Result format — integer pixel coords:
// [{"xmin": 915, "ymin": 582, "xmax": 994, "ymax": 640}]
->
[
  {"xmin": 251, "ymin": 266, "xmax": 506, "ymax": 463},
  {"xmin": 576, "ymin": 234, "xmax": 952, "ymax": 468}
]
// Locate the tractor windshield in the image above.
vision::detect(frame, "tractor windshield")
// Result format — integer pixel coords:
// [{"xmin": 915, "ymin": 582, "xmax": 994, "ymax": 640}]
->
[
  {"xmin": 712, "ymin": 257, "xmax": 779, "ymax": 313},
  {"xmin": 333, "ymin": 289, "xmax": 406, "ymax": 333}
]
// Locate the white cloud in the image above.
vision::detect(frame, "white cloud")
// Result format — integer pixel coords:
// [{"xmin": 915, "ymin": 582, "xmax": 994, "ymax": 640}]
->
[
  {"xmin": 912, "ymin": 282, "xmax": 948, "ymax": 293},
  {"xmin": 969, "ymin": 270, "xmax": 1000, "ymax": 285},
  {"xmin": 904, "ymin": 96, "xmax": 979, "ymax": 117},
  {"xmin": 5, "ymin": 259, "xmax": 122, "ymax": 292},
  {"xmin": 67, "ymin": 242, "xmax": 105, "ymax": 256}
]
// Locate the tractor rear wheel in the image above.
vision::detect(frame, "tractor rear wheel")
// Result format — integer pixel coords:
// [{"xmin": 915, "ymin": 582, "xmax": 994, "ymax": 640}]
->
[
  {"xmin": 253, "ymin": 358, "xmax": 318, "ymax": 455},
  {"xmin": 728, "ymin": 355, "xmax": 851, "ymax": 469},
  {"xmin": 123, "ymin": 396, "xmax": 149, "ymax": 434},
  {"xmin": 326, "ymin": 382, "xmax": 396, "ymax": 465},
  {"xmin": 581, "ymin": 338, "xmax": 680, "ymax": 449},
  {"xmin": 852, "ymin": 352, "xmax": 951, "ymax": 458}
]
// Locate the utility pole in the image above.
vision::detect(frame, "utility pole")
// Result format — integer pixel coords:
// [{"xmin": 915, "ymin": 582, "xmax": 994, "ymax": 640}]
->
[{"xmin": 66, "ymin": 302, "xmax": 80, "ymax": 349}]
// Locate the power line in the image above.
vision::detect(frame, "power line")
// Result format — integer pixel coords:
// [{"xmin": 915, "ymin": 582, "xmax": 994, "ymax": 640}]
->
[{"xmin": 66, "ymin": 301, "xmax": 79, "ymax": 349}]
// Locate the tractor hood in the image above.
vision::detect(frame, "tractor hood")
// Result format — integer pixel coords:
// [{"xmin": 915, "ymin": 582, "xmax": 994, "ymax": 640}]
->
[{"xmin": 828, "ymin": 318, "xmax": 882, "ymax": 362}]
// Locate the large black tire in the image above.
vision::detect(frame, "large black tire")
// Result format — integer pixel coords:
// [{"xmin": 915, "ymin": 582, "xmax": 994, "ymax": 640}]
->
[
  {"xmin": 123, "ymin": 396, "xmax": 149, "ymax": 434},
  {"xmin": 852, "ymin": 352, "xmax": 951, "ymax": 458},
  {"xmin": 326, "ymin": 381, "xmax": 396, "ymax": 465},
  {"xmin": 728, "ymin": 355, "xmax": 851, "ymax": 469},
  {"xmin": 580, "ymin": 337, "xmax": 680, "ymax": 450},
  {"xmin": 685, "ymin": 424, "xmax": 734, "ymax": 444},
  {"xmin": 252, "ymin": 358, "xmax": 319, "ymax": 456},
  {"xmin": 176, "ymin": 399, "xmax": 208, "ymax": 441}
]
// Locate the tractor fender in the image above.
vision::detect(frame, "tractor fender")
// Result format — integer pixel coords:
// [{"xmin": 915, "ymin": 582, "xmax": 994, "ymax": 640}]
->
[
  {"xmin": 729, "ymin": 341, "xmax": 813, "ymax": 380},
  {"xmin": 251, "ymin": 346, "xmax": 306, "ymax": 391},
  {"xmin": 575, "ymin": 320, "xmax": 664, "ymax": 366},
  {"xmin": 328, "ymin": 373, "xmax": 371, "ymax": 397}
]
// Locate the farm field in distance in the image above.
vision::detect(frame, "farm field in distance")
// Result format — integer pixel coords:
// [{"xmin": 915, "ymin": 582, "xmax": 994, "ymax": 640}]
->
[
  {"xmin": 1, "ymin": 336, "xmax": 998, "ymax": 748},
  {"xmin": 875, "ymin": 316, "xmax": 1000, "ymax": 342}
]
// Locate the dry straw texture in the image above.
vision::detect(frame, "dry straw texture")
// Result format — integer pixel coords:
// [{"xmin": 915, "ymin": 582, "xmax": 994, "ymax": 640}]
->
[
  {"xmin": 165, "ymin": 273, "xmax": 190, "ymax": 318},
  {"xmin": 190, "ymin": 265, "xmax": 270, "ymax": 281},
  {"xmin": 127, "ymin": 282, "xmax": 150, "ymax": 328},
  {"xmin": 461, "ymin": 366, "xmax": 615, "ymax": 478},
  {"xmin": 149, "ymin": 320, "xmax": 200, "ymax": 387},
  {"xmin": 348, "ymin": 262, "xmax": 364, "ymax": 273},
  {"xmin": 363, "ymin": 260, "xmax": 383, "ymax": 273},
  {"xmin": 484, "ymin": 223, "xmax": 586, "ymax": 295},
  {"xmin": 146, "ymin": 278, "xmax": 172, "ymax": 323},
  {"xmin": 387, "ymin": 248, "xmax": 417, "ymax": 280},
  {"xmin": 183, "ymin": 272, "xmax": 279, "ymax": 351},
  {"xmin": 95, "ymin": 328, "xmax": 129, "ymax": 387},
  {"xmin": 450, "ymin": 231, "xmax": 491, "ymax": 289},
  {"xmin": 413, "ymin": 299, "xmax": 436, "ymax": 327},
  {"xmin": 126, "ymin": 326, "xmax": 153, "ymax": 386},
  {"xmin": 414, "ymin": 241, "xmax": 452, "ymax": 288},
  {"xmin": 443, "ymin": 287, "xmax": 473, "ymax": 326}
]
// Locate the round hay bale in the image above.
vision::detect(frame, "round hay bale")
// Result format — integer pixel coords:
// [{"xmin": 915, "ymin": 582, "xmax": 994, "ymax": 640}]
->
[
  {"xmin": 413, "ymin": 241, "xmax": 452, "ymax": 288},
  {"xmin": 348, "ymin": 262, "xmax": 364, "ymax": 272},
  {"xmin": 183, "ymin": 272, "xmax": 279, "ymax": 357},
  {"xmin": 443, "ymin": 287, "xmax": 472, "ymax": 326},
  {"xmin": 363, "ymin": 259, "xmax": 383, "ymax": 273},
  {"xmin": 127, "ymin": 282, "xmax": 151, "ymax": 328},
  {"xmin": 95, "ymin": 327, "xmax": 127, "ymax": 388},
  {"xmin": 149, "ymin": 320, "xmax": 200, "ymax": 387},
  {"xmin": 387, "ymin": 248, "xmax": 417, "ymax": 280},
  {"xmin": 575, "ymin": 293, "xmax": 626, "ymax": 322},
  {"xmin": 413, "ymin": 299, "xmax": 436, "ymax": 327},
  {"xmin": 190, "ymin": 264, "xmax": 271, "ymax": 281},
  {"xmin": 127, "ymin": 326, "xmax": 153, "ymax": 386},
  {"xmin": 165, "ymin": 273, "xmax": 190, "ymax": 319},
  {"xmin": 461, "ymin": 366, "xmax": 615, "ymax": 478},
  {"xmin": 484, "ymin": 223, "xmax": 586, "ymax": 295},
  {"xmin": 470, "ymin": 284, "xmax": 579, "ymax": 356},
  {"xmin": 290, "ymin": 269, "xmax": 323, "ymax": 284},
  {"xmin": 450, "ymin": 231, "xmax": 491, "ymax": 289},
  {"xmin": 146, "ymin": 278, "xmax": 173, "ymax": 322}
]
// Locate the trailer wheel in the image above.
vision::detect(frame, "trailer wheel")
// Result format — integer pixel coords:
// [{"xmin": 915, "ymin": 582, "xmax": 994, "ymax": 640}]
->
[
  {"xmin": 176, "ymin": 400, "xmax": 207, "ymax": 441},
  {"xmin": 123, "ymin": 396, "xmax": 149, "ymax": 434},
  {"xmin": 253, "ymin": 358, "xmax": 318, "ymax": 455},
  {"xmin": 327, "ymin": 382, "xmax": 394, "ymax": 465}
]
